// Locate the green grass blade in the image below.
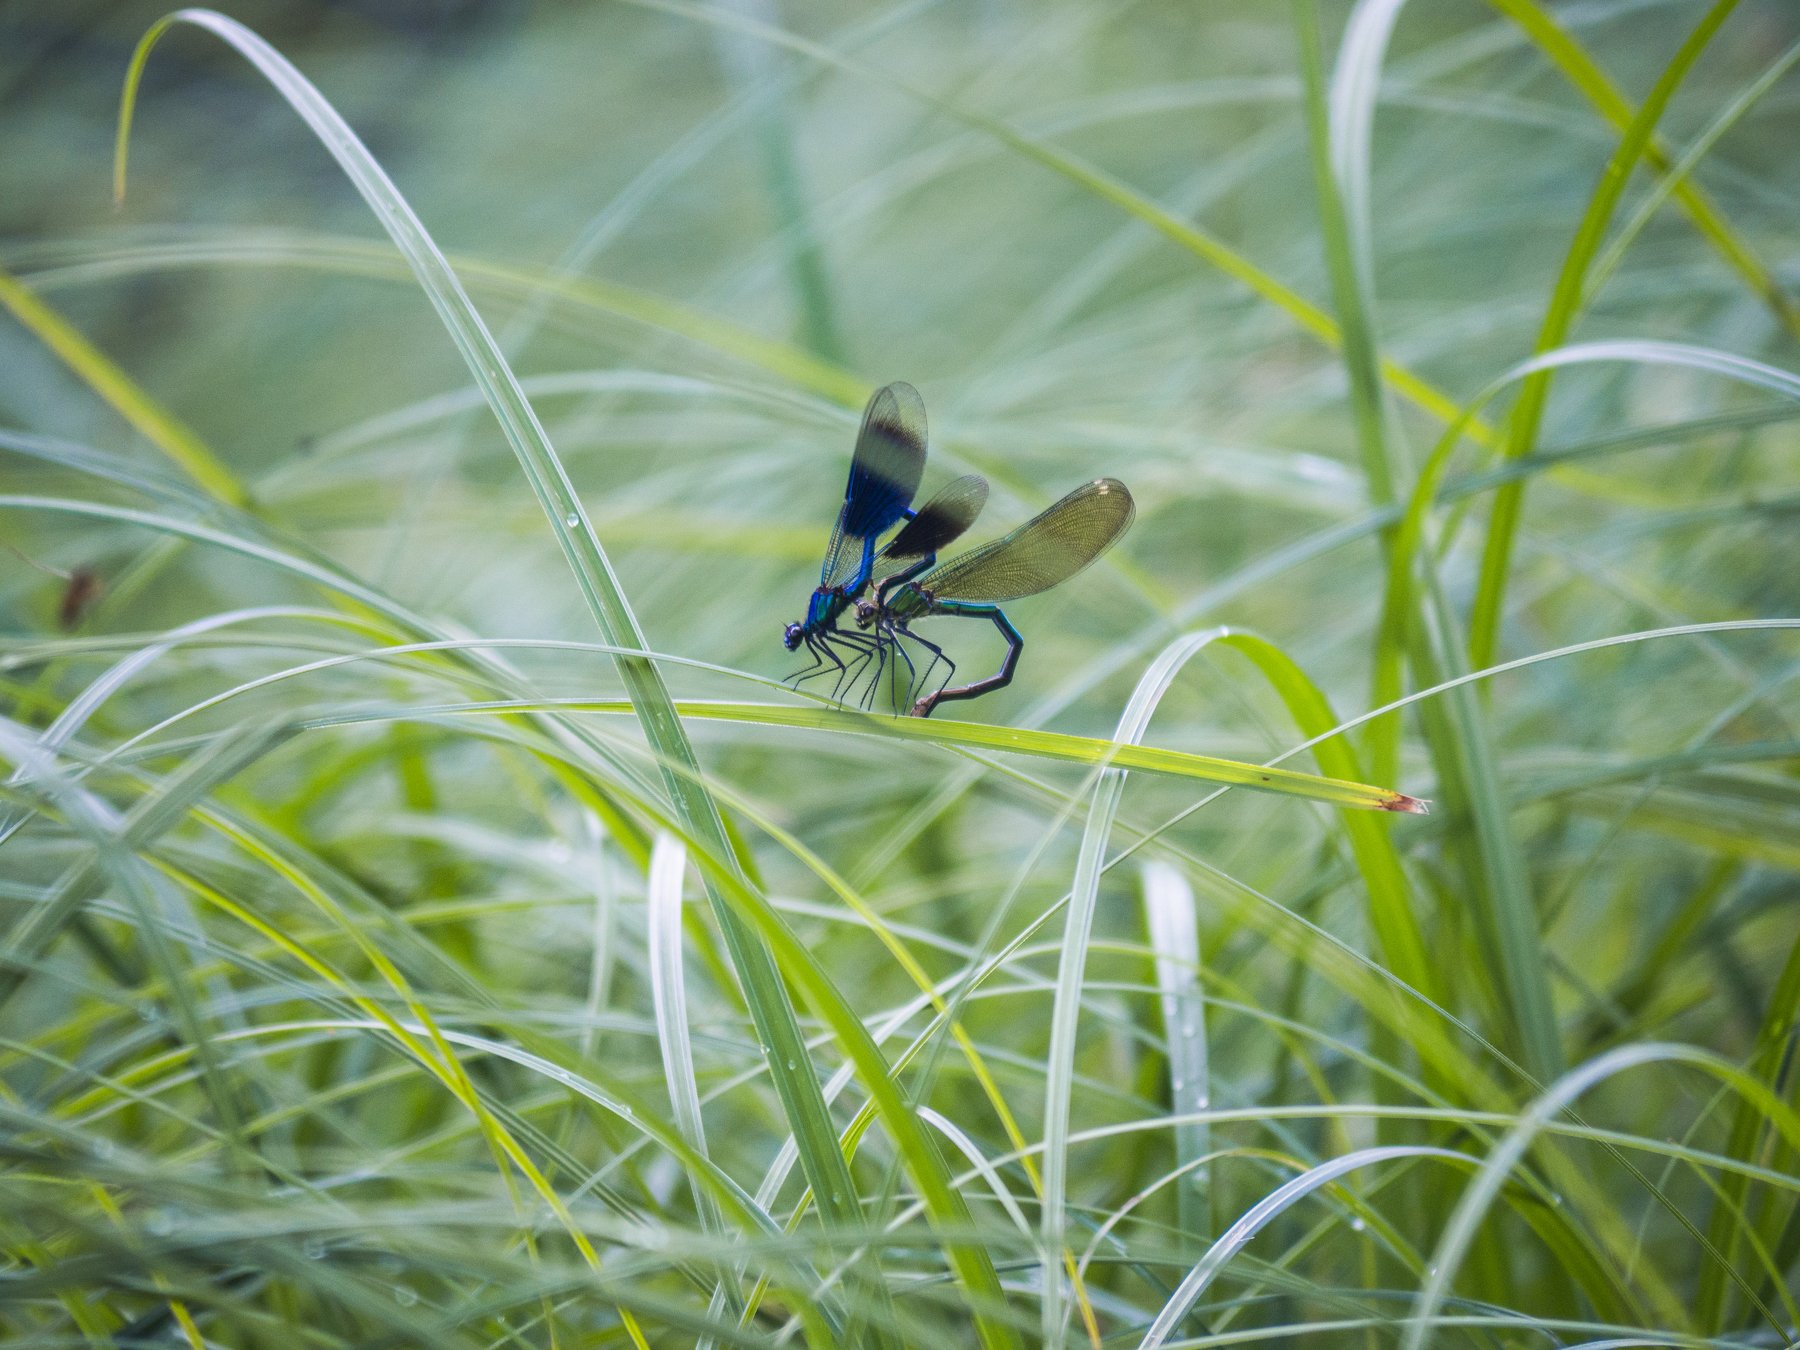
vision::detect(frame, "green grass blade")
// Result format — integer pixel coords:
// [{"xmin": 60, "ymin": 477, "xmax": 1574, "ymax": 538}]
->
[
  {"xmin": 1139, "ymin": 860, "xmax": 1210, "ymax": 1247},
  {"xmin": 1215, "ymin": 632, "xmax": 1437, "ymax": 1002},
  {"xmin": 1139, "ymin": 1146, "xmax": 1473, "ymax": 1349},
  {"xmin": 1041, "ymin": 629, "xmax": 1235, "ymax": 1345},
  {"xmin": 1487, "ymin": 0, "xmax": 1800, "ymax": 338},
  {"xmin": 113, "ymin": 11, "xmax": 877, "ymax": 1300},
  {"xmin": 1296, "ymin": 0, "xmax": 1398, "ymax": 515},
  {"xmin": 1467, "ymin": 0, "xmax": 1743, "ymax": 673}
]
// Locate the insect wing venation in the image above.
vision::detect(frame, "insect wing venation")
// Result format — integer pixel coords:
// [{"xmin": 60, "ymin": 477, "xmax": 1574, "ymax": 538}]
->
[{"xmin": 915, "ymin": 478, "xmax": 1133, "ymax": 604}]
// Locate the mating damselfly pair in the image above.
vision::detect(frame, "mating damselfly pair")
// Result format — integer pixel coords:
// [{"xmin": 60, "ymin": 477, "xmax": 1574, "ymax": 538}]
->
[{"xmin": 782, "ymin": 383, "xmax": 1134, "ymax": 717}]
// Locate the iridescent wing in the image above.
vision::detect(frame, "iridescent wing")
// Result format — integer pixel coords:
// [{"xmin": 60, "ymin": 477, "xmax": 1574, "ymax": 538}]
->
[
  {"xmin": 913, "ymin": 478, "xmax": 1133, "ymax": 604},
  {"xmin": 876, "ymin": 474, "xmax": 988, "ymax": 574},
  {"xmin": 819, "ymin": 382, "xmax": 928, "ymax": 589}
]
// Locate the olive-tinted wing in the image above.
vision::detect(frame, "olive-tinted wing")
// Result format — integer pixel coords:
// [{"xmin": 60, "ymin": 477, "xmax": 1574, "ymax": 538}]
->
[
  {"xmin": 820, "ymin": 382, "xmax": 929, "ymax": 588},
  {"xmin": 915, "ymin": 478, "xmax": 1133, "ymax": 604},
  {"xmin": 879, "ymin": 474, "xmax": 988, "ymax": 564}
]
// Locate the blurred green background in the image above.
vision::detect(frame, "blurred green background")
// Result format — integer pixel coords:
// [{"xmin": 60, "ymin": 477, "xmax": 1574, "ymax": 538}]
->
[{"xmin": 3, "ymin": 0, "xmax": 1799, "ymax": 1345}]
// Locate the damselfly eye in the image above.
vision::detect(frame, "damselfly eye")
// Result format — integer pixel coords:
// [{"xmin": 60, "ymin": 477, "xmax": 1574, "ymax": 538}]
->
[
  {"xmin": 854, "ymin": 600, "xmax": 876, "ymax": 628},
  {"xmin": 782, "ymin": 623, "xmax": 803, "ymax": 651}
]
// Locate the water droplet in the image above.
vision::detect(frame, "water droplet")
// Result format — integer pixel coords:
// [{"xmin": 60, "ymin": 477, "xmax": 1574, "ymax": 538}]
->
[
  {"xmin": 303, "ymin": 1238, "xmax": 326, "ymax": 1260},
  {"xmin": 1349, "ymin": 1216, "xmax": 1366, "ymax": 1232},
  {"xmin": 1171, "ymin": 1077, "xmax": 1183, "ymax": 1092},
  {"xmin": 830, "ymin": 1192, "xmax": 842, "ymax": 1205},
  {"xmin": 138, "ymin": 1003, "xmax": 157, "ymax": 1022},
  {"xmin": 786, "ymin": 1059, "xmax": 797, "ymax": 1071},
  {"xmin": 393, "ymin": 1285, "xmax": 418, "ymax": 1307},
  {"xmin": 564, "ymin": 512, "xmax": 580, "ymax": 528}
]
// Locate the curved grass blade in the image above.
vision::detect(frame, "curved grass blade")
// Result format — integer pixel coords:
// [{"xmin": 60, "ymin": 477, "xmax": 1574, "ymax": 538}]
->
[
  {"xmin": 1467, "ymin": 0, "xmax": 1743, "ymax": 674},
  {"xmin": 291, "ymin": 698, "xmax": 1427, "ymax": 814},
  {"xmin": 1138, "ymin": 1146, "xmax": 1474, "ymax": 1349},
  {"xmin": 1139, "ymin": 861, "xmax": 1210, "ymax": 1248},
  {"xmin": 909, "ymin": 479, "xmax": 1134, "ymax": 606},
  {"xmin": 1487, "ymin": 0, "xmax": 1800, "ymax": 338},
  {"xmin": 115, "ymin": 6, "xmax": 878, "ymax": 1314},
  {"xmin": 1041, "ymin": 629, "xmax": 1232, "ymax": 1344},
  {"xmin": 646, "ymin": 833, "xmax": 737, "ymax": 1328},
  {"xmin": 1402, "ymin": 1043, "xmax": 1800, "ymax": 1350}
]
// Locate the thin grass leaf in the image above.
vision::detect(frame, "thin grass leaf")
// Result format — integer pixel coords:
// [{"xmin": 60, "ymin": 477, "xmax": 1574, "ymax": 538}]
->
[
  {"xmin": 1137, "ymin": 1146, "xmax": 1474, "ymax": 1350},
  {"xmin": 1467, "ymin": 0, "xmax": 1744, "ymax": 673},
  {"xmin": 1487, "ymin": 0, "xmax": 1800, "ymax": 337},
  {"xmin": 1139, "ymin": 860, "xmax": 1210, "ymax": 1248},
  {"xmin": 115, "ymin": 13, "xmax": 892, "ymax": 1318}
]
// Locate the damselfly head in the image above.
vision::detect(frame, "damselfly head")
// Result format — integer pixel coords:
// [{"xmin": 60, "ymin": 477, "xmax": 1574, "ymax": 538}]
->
[
  {"xmin": 782, "ymin": 622, "xmax": 803, "ymax": 651},
  {"xmin": 854, "ymin": 599, "xmax": 876, "ymax": 628}
]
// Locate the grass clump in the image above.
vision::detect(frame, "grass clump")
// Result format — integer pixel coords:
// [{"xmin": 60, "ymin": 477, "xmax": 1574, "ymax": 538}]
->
[{"xmin": 1, "ymin": 1, "xmax": 1797, "ymax": 1345}]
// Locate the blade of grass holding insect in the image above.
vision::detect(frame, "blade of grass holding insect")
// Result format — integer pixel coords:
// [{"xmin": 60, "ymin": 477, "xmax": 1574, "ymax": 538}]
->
[
  {"xmin": 1137, "ymin": 1146, "xmax": 1475, "ymax": 1350},
  {"xmin": 1487, "ymin": 0, "xmax": 1800, "ymax": 339},
  {"xmin": 115, "ymin": 16, "xmax": 881, "ymax": 1316},
  {"xmin": 0, "ymin": 601, "xmax": 1425, "ymax": 827},
  {"xmin": 1041, "ymin": 629, "xmax": 1238, "ymax": 1347},
  {"xmin": 1139, "ymin": 861, "xmax": 1210, "ymax": 1249},
  {"xmin": 1467, "ymin": 0, "xmax": 1743, "ymax": 675},
  {"xmin": 0, "ymin": 266, "xmax": 245, "ymax": 507},
  {"xmin": 292, "ymin": 695, "xmax": 1425, "ymax": 812}
]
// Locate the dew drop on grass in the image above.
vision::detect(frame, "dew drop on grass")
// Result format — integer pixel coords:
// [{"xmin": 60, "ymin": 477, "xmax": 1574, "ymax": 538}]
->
[
  {"xmin": 786, "ymin": 1059, "xmax": 797, "ymax": 1070},
  {"xmin": 564, "ymin": 512, "xmax": 580, "ymax": 528},
  {"xmin": 303, "ymin": 1238, "xmax": 326, "ymax": 1260},
  {"xmin": 394, "ymin": 1286, "xmax": 418, "ymax": 1307},
  {"xmin": 1349, "ymin": 1216, "xmax": 1366, "ymax": 1232}
]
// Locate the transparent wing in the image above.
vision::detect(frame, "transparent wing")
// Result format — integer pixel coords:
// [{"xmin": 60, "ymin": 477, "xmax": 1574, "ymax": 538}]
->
[
  {"xmin": 820, "ymin": 382, "xmax": 928, "ymax": 588},
  {"xmin": 876, "ymin": 474, "xmax": 989, "ymax": 574},
  {"xmin": 914, "ymin": 478, "xmax": 1134, "ymax": 604}
]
